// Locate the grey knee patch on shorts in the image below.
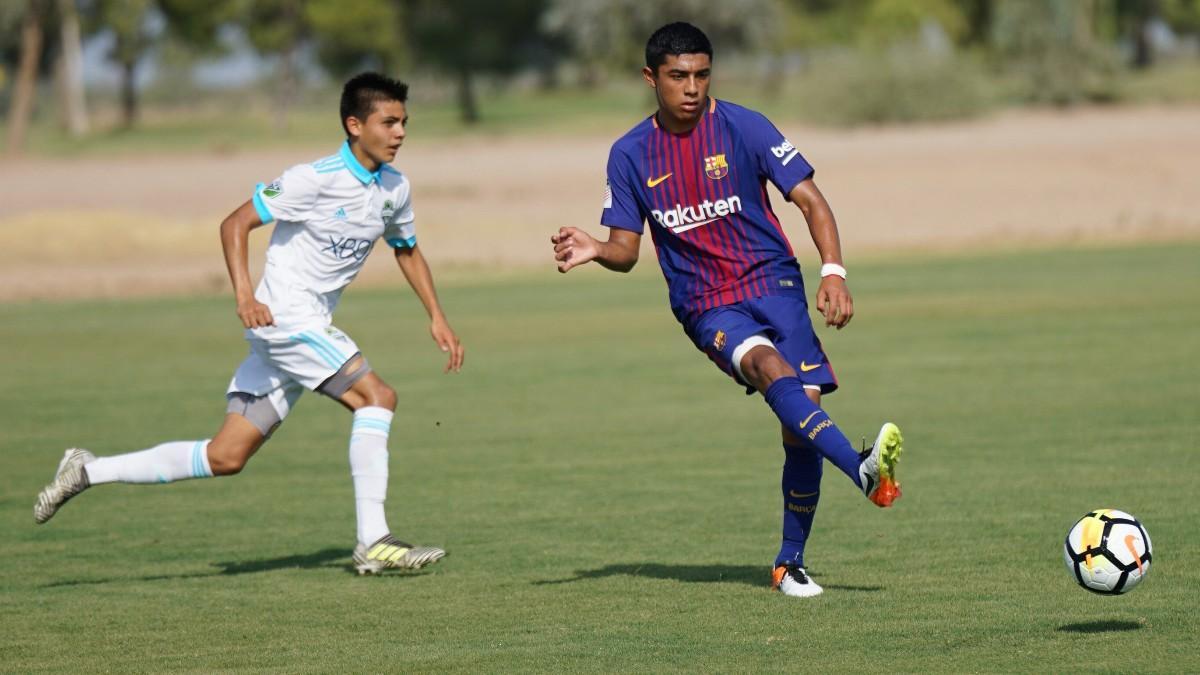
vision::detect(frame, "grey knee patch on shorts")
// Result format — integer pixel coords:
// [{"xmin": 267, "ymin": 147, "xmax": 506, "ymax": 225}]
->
[
  {"xmin": 226, "ymin": 392, "xmax": 283, "ymax": 438},
  {"xmin": 317, "ymin": 352, "xmax": 371, "ymax": 398}
]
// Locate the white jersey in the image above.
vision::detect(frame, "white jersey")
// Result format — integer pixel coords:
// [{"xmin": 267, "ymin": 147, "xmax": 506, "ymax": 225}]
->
[{"xmin": 249, "ymin": 141, "xmax": 416, "ymax": 335}]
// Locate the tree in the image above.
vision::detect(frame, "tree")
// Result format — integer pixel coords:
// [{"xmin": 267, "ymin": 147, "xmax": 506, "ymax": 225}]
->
[
  {"xmin": 401, "ymin": 0, "xmax": 548, "ymax": 124},
  {"xmin": 5, "ymin": 0, "xmax": 46, "ymax": 154},
  {"xmin": 83, "ymin": 0, "xmax": 233, "ymax": 128},
  {"xmin": 542, "ymin": 0, "xmax": 780, "ymax": 88},
  {"xmin": 991, "ymin": 0, "xmax": 1118, "ymax": 105},
  {"xmin": 90, "ymin": 0, "xmax": 154, "ymax": 127},
  {"xmin": 56, "ymin": 0, "xmax": 89, "ymax": 137},
  {"xmin": 241, "ymin": 0, "xmax": 401, "ymax": 130}
]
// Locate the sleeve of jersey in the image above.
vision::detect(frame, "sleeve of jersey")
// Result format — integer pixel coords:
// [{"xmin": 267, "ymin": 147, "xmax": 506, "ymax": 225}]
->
[
  {"xmin": 251, "ymin": 164, "xmax": 320, "ymax": 224},
  {"xmin": 745, "ymin": 112, "xmax": 815, "ymax": 199},
  {"xmin": 599, "ymin": 147, "xmax": 644, "ymax": 233},
  {"xmin": 383, "ymin": 193, "xmax": 417, "ymax": 249}
]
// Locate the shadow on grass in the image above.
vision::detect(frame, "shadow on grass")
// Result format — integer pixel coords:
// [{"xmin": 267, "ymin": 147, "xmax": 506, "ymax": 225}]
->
[
  {"xmin": 42, "ymin": 547, "xmax": 364, "ymax": 587},
  {"xmin": 1057, "ymin": 620, "xmax": 1143, "ymax": 633},
  {"xmin": 534, "ymin": 563, "xmax": 883, "ymax": 592}
]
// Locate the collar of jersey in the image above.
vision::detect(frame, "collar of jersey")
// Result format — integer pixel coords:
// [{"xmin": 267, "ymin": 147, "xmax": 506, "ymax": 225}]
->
[{"xmin": 339, "ymin": 141, "xmax": 381, "ymax": 185}]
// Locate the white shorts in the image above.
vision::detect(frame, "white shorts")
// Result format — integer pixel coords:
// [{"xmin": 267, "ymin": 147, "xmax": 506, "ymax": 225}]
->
[{"xmin": 226, "ymin": 325, "xmax": 361, "ymax": 421}]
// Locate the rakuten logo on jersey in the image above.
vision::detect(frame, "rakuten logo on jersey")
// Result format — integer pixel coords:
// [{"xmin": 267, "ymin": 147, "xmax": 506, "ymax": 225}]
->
[{"xmin": 651, "ymin": 195, "xmax": 742, "ymax": 234}]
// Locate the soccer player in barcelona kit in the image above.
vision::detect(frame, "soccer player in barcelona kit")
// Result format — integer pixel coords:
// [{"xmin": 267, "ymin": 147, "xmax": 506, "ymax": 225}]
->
[
  {"xmin": 551, "ymin": 23, "xmax": 904, "ymax": 597},
  {"xmin": 34, "ymin": 73, "xmax": 463, "ymax": 575}
]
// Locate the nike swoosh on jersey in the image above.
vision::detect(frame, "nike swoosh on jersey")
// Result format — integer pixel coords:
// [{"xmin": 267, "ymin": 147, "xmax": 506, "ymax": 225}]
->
[
  {"xmin": 646, "ymin": 173, "xmax": 672, "ymax": 188},
  {"xmin": 799, "ymin": 362, "xmax": 822, "ymax": 372},
  {"xmin": 798, "ymin": 411, "xmax": 820, "ymax": 429}
]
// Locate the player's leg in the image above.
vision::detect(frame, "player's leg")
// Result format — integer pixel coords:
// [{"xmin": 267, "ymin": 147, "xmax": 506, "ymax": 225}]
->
[
  {"xmin": 738, "ymin": 343, "xmax": 866, "ymax": 488},
  {"xmin": 34, "ymin": 346, "xmax": 298, "ymax": 525},
  {"xmin": 33, "ymin": 413, "xmax": 261, "ymax": 525},
  {"xmin": 773, "ymin": 418, "xmax": 826, "ymax": 597},
  {"xmin": 316, "ymin": 353, "xmax": 446, "ymax": 574}
]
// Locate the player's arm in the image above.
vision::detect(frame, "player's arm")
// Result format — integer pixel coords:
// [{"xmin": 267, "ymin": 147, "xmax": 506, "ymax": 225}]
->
[
  {"xmin": 393, "ymin": 244, "xmax": 464, "ymax": 373},
  {"xmin": 551, "ymin": 227, "xmax": 640, "ymax": 273},
  {"xmin": 788, "ymin": 178, "xmax": 853, "ymax": 329},
  {"xmin": 219, "ymin": 200, "xmax": 274, "ymax": 328}
]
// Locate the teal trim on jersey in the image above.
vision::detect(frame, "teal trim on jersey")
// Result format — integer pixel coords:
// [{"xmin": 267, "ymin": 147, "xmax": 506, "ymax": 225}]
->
[
  {"xmin": 314, "ymin": 161, "xmax": 347, "ymax": 174},
  {"xmin": 252, "ymin": 183, "xmax": 275, "ymax": 224},
  {"xmin": 339, "ymin": 141, "xmax": 382, "ymax": 184},
  {"xmin": 292, "ymin": 332, "xmax": 343, "ymax": 369},
  {"xmin": 312, "ymin": 154, "xmax": 341, "ymax": 169},
  {"xmin": 386, "ymin": 235, "xmax": 417, "ymax": 249}
]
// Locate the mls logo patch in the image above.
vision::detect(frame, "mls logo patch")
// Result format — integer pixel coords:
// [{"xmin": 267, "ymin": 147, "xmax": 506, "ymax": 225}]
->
[{"xmin": 704, "ymin": 154, "xmax": 728, "ymax": 180}]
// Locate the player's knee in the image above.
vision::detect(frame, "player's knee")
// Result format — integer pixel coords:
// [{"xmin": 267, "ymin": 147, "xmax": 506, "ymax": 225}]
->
[
  {"xmin": 365, "ymin": 381, "xmax": 397, "ymax": 410},
  {"xmin": 740, "ymin": 345, "xmax": 791, "ymax": 390},
  {"xmin": 207, "ymin": 444, "xmax": 252, "ymax": 476}
]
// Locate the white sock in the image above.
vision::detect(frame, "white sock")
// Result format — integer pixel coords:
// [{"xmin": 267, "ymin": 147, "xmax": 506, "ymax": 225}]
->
[
  {"xmin": 84, "ymin": 440, "xmax": 213, "ymax": 485},
  {"xmin": 350, "ymin": 407, "xmax": 393, "ymax": 547}
]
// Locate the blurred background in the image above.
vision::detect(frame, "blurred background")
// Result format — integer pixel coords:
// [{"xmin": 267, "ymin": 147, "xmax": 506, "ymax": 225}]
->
[{"xmin": 1, "ymin": 0, "xmax": 1198, "ymax": 300}]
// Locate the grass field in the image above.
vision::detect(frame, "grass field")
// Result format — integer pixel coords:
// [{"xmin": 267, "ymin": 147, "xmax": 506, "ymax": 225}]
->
[{"xmin": 1, "ymin": 243, "xmax": 1197, "ymax": 672}]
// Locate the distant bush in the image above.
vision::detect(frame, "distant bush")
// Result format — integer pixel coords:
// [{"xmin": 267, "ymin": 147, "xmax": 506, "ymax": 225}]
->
[{"xmin": 789, "ymin": 50, "xmax": 994, "ymax": 126}]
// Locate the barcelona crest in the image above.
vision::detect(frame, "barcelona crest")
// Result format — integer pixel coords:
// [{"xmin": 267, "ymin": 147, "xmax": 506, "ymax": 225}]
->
[{"xmin": 704, "ymin": 154, "xmax": 729, "ymax": 180}]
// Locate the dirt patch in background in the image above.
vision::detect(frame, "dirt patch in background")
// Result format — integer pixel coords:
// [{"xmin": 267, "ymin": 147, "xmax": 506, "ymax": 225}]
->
[{"xmin": 1, "ymin": 105, "xmax": 1197, "ymax": 301}]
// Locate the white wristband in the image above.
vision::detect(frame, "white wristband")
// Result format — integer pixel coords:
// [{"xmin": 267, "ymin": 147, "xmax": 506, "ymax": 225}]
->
[{"xmin": 820, "ymin": 263, "xmax": 847, "ymax": 279}]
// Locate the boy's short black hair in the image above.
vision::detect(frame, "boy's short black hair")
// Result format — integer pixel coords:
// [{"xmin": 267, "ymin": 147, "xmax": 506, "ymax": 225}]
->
[
  {"xmin": 340, "ymin": 72, "xmax": 409, "ymax": 136},
  {"xmin": 645, "ymin": 22, "xmax": 713, "ymax": 72}
]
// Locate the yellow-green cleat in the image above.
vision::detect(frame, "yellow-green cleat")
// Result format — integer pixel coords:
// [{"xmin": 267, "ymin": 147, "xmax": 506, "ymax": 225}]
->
[
  {"xmin": 352, "ymin": 534, "xmax": 446, "ymax": 575},
  {"xmin": 858, "ymin": 423, "xmax": 903, "ymax": 507}
]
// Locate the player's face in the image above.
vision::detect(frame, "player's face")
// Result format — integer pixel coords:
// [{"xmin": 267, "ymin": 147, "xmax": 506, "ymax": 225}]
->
[
  {"xmin": 644, "ymin": 53, "xmax": 711, "ymax": 131},
  {"xmin": 346, "ymin": 99, "xmax": 408, "ymax": 169}
]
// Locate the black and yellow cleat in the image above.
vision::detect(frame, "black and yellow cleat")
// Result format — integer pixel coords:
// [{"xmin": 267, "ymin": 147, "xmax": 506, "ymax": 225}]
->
[{"xmin": 352, "ymin": 534, "xmax": 446, "ymax": 575}]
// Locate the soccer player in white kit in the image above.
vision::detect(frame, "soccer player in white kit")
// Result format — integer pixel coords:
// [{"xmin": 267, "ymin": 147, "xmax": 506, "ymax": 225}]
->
[{"xmin": 34, "ymin": 73, "xmax": 464, "ymax": 574}]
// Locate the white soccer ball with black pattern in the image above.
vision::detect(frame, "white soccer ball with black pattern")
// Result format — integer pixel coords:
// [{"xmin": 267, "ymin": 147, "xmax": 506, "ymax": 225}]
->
[{"xmin": 1063, "ymin": 509, "xmax": 1152, "ymax": 595}]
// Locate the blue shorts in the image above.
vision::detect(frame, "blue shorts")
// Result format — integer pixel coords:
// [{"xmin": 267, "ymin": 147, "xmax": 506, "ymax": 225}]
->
[{"xmin": 683, "ymin": 294, "xmax": 838, "ymax": 395}]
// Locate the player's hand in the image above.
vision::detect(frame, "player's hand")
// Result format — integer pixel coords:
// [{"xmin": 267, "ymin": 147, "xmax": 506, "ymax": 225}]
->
[
  {"xmin": 236, "ymin": 297, "xmax": 275, "ymax": 329},
  {"xmin": 551, "ymin": 227, "xmax": 600, "ymax": 273},
  {"xmin": 431, "ymin": 315, "xmax": 464, "ymax": 373},
  {"xmin": 815, "ymin": 276, "xmax": 853, "ymax": 329}
]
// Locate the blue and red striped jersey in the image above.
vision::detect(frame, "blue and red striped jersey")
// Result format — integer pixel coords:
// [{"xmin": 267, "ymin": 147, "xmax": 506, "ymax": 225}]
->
[{"xmin": 601, "ymin": 99, "xmax": 815, "ymax": 321}]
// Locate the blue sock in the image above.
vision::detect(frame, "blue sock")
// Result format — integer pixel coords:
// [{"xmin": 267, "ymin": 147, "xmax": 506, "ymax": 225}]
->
[
  {"xmin": 776, "ymin": 442, "xmax": 823, "ymax": 567},
  {"xmin": 763, "ymin": 376, "xmax": 862, "ymax": 487}
]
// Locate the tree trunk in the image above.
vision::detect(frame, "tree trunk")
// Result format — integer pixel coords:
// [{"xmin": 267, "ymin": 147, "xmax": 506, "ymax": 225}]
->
[
  {"xmin": 275, "ymin": 45, "xmax": 295, "ymax": 132},
  {"xmin": 56, "ymin": 0, "xmax": 90, "ymax": 137},
  {"xmin": 457, "ymin": 66, "xmax": 479, "ymax": 125},
  {"xmin": 5, "ymin": 2, "xmax": 44, "ymax": 155},
  {"xmin": 120, "ymin": 58, "xmax": 138, "ymax": 128}
]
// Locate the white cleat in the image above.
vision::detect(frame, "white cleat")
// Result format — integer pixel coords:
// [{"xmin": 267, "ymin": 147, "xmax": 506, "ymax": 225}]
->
[
  {"xmin": 352, "ymin": 534, "xmax": 446, "ymax": 575},
  {"xmin": 34, "ymin": 448, "xmax": 95, "ymax": 524},
  {"xmin": 772, "ymin": 564, "xmax": 824, "ymax": 597}
]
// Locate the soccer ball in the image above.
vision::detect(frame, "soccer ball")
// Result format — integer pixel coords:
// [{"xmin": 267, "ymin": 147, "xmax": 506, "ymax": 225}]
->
[{"xmin": 1063, "ymin": 509, "xmax": 1152, "ymax": 595}]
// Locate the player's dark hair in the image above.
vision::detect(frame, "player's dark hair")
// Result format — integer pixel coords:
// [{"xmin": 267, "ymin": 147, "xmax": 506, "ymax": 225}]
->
[
  {"xmin": 645, "ymin": 22, "xmax": 713, "ymax": 72},
  {"xmin": 340, "ymin": 72, "xmax": 409, "ymax": 136}
]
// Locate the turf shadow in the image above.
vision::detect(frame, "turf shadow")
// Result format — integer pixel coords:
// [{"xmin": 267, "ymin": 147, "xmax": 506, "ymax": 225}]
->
[
  {"xmin": 534, "ymin": 563, "xmax": 882, "ymax": 591},
  {"xmin": 1056, "ymin": 620, "xmax": 1143, "ymax": 633},
  {"xmin": 42, "ymin": 547, "xmax": 352, "ymax": 587}
]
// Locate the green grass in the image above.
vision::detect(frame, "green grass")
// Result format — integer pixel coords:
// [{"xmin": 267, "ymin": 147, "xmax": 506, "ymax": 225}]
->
[{"xmin": 1, "ymin": 242, "xmax": 1197, "ymax": 672}]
